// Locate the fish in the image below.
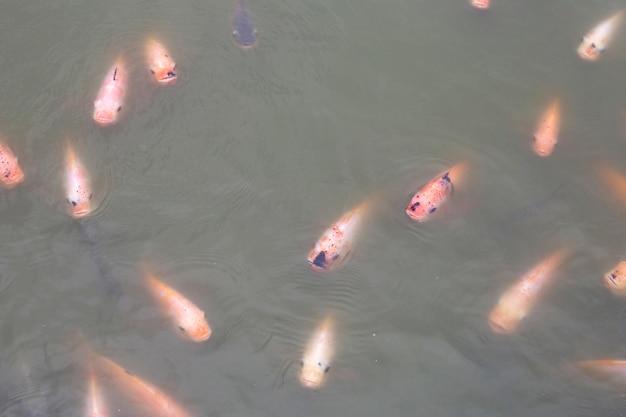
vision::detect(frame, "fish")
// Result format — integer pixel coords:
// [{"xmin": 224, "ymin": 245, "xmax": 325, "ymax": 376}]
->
[
  {"xmin": 89, "ymin": 351, "xmax": 194, "ymax": 417},
  {"xmin": 603, "ymin": 261, "xmax": 626, "ymax": 297},
  {"xmin": 146, "ymin": 39, "xmax": 177, "ymax": 85},
  {"xmin": 65, "ymin": 143, "xmax": 93, "ymax": 219},
  {"xmin": 573, "ymin": 360, "xmax": 626, "ymax": 391},
  {"xmin": 0, "ymin": 138, "xmax": 24, "ymax": 189},
  {"xmin": 86, "ymin": 366, "xmax": 108, "ymax": 417},
  {"xmin": 577, "ymin": 10, "xmax": 624, "ymax": 62},
  {"xmin": 300, "ymin": 316, "xmax": 334, "ymax": 389},
  {"xmin": 594, "ymin": 162, "xmax": 626, "ymax": 209},
  {"xmin": 307, "ymin": 198, "xmax": 370, "ymax": 272},
  {"xmin": 144, "ymin": 272, "xmax": 211, "ymax": 342},
  {"xmin": 93, "ymin": 58, "xmax": 127, "ymax": 126},
  {"xmin": 489, "ymin": 248, "xmax": 568, "ymax": 334},
  {"xmin": 232, "ymin": 0, "xmax": 257, "ymax": 49},
  {"xmin": 532, "ymin": 99, "xmax": 560, "ymax": 157},
  {"xmin": 470, "ymin": 0, "xmax": 489, "ymax": 10},
  {"xmin": 406, "ymin": 162, "xmax": 469, "ymax": 222}
]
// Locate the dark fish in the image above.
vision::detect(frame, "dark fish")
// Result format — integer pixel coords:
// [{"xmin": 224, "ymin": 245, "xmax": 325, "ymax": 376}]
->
[
  {"xmin": 232, "ymin": 0, "xmax": 257, "ymax": 49},
  {"xmin": 79, "ymin": 217, "xmax": 122, "ymax": 301}
]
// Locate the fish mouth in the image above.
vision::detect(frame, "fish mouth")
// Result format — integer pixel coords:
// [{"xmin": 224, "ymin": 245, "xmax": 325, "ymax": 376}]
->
[
  {"xmin": 300, "ymin": 373, "xmax": 323, "ymax": 389},
  {"xmin": 489, "ymin": 317, "xmax": 510, "ymax": 334},
  {"xmin": 93, "ymin": 110, "xmax": 116, "ymax": 126},
  {"xmin": 405, "ymin": 208, "xmax": 426, "ymax": 222},
  {"xmin": 155, "ymin": 69, "xmax": 177, "ymax": 85},
  {"xmin": 470, "ymin": 0, "xmax": 489, "ymax": 9},
  {"xmin": 234, "ymin": 37, "xmax": 257, "ymax": 50},
  {"xmin": 191, "ymin": 327, "xmax": 212, "ymax": 342},
  {"xmin": 577, "ymin": 45, "xmax": 599, "ymax": 61},
  {"xmin": 531, "ymin": 142, "xmax": 552, "ymax": 157},
  {"xmin": 71, "ymin": 203, "xmax": 91, "ymax": 219}
]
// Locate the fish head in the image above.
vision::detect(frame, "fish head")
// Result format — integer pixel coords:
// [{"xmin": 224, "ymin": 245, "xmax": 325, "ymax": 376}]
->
[
  {"xmin": 488, "ymin": 301, "xmax": 525, "ymax": 334},
  {"xmin": 179, "ymin": 312, "xmax": 212, "ymax": 342},
  {"xmin": 532, "ymin": 135, "xmax": 556, "ymax": 157},
  {"xmin": 300, "ymin": 359, "xmax": 329, "ymax": 389},
  {"xmin": 577, "ymin": 36, "xmax": 603, "ymax": 61},
  {"xmin": 470, "ymin": 0, "xmax": 489, "ymax": 9},
  {"xmin": 67, "ymin": 192, "xmax": 92, "ymax": 218},
  {"xmin": 0, "ymin": 161, "xmax": 24, "ymax": 189},
  {"xmin": 152, "ymin": 65, "xmax": 178, "ymax": 85},
  {"xmin": 307, "ymin": 247, "xmax": 342, "ymax": 272},
  {"xmin": 604, "ymin": 261, "xmax": 626, "ymax": 297},
  {"xmin": 232, "ymin": 10, "xmax": 257, "ymax": 49}
]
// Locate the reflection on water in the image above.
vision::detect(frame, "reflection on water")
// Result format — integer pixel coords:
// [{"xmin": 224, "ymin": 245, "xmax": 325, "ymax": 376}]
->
[{"xmin": 1, "ymin": 0, "xmax": 626, "ymax": 415}]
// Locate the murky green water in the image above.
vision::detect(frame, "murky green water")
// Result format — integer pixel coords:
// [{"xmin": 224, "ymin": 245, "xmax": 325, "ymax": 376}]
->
[{"xmin": 2, "ymin": 0, "xmax": 626, "ymax": 415}]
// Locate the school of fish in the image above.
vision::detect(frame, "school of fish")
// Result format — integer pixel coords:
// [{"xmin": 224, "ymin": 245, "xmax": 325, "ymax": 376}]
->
[{"xmin": 3, "ymin": 3, "xmax": 626, "ymax": 416}]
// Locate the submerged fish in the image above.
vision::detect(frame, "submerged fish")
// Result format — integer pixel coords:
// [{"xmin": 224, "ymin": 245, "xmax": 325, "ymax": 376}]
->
[
  {"xmin": 0, "ymin": 138, "xmax": 24, "ymax": 189},
  {"xmin": 146, "ymin": 39, "xmax": 177, "ymax": 85},
  {"xmin": 232, "ymin": 0, "xmax": 257, "ymax": 49},
  {"xmin": 532, "ymin": 99, "xmax": 560, "ymax": 157},
  {"xmin": 300, "ymin": 316, "xmax": 334, "ymax": 389},
  {"xmin": 78, "ymin": 218, "xmax": 122, "ymax": 300},
  {"xmin": 574, "ymin": 360, "xmax": 626, "ymax": 391},
  {"xmin": 144, "ymin": 272, "xmax": 211, "ymax": 342},
  {"xmin": 64, "ymin": 143, "xmax": 93, "ymax": 219},
  {"xmin": 489, "ymin": 248, "xmax": 568, "ymax": 334},
  {"xmin": 469, "ymin": 0, "xmax": 489, "ymax": 10},
  {"xmin": 577, "ymin": 10, "xmax": 624, "ymax": 62},
  {"xmin": 406, "ymin": 162, "xmax": 469, "ymax": 222},
  {"xmin": 86, "ymin": 365, "xmax": 108, "ymax": 417},
  {"xmin": 594, "ymin": 162, "xmax": 626, "ymax": 209},
  {"xmin": 308, "ymin": 199, "xmax": 370, "ymax": 272},
  {"xmin": 93, "ymin": 58, "xmax": 127, "ymax": 126}
]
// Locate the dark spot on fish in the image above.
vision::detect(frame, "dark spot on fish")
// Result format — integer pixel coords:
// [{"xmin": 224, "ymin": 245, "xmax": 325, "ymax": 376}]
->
[
  {"xmin": 150, "ymin": 69, "xmax": 155, "ymax": 74},
  {"xmin": 410, "ymin": 201, "xmax": 420, "ymax": 211},
  {"xmin": 117, "ymin": 106, "xmax": 122, "ymax": 112},
  {"xmin": 442, "ymin": 172, "xmax": 451, "ymax": 182},
  {"xmin": 591, "ymin": 43, "xmax": 596, "ymax": 49},
  {"xmin": 167, "ymin": 71, "xmax": 176, "ymax": 77},
  {"xmin": 113, "ymin": 68, "xmax": 118, "ymax": 81},
  {"xmin": 429, "ymin": 207, "xmax": 436, "ymax": 214},
  {"xmin": 179, "ymin": 326, "xmax": 186, "ymax": 332},
  {"xmin": 324, "ymin": 364, "xmax": 330, "ymax": 373},
  {"xmin": 313, "ymin": 252, "xmax": 327, "ymax": 269},
  {"xmin": 124, "ymin": 369, "xmax": 134, "ymax": 376},
  {"xmin": 71, "ymin": 201, "xmax": 77, "ymax": 207},
  {"xmin": 300, "ymin": 358, "xmax": 305, "ymax": 366},
  {"xmin": 89, "ymin": 193, "xmax": 93, "ymax": 200}
]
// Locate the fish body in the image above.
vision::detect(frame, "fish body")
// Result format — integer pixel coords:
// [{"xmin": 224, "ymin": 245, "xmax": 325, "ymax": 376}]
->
[
  {"xmin": 0, "ymin": 139, "xmax": 24, "ymax": 189},
  {"xmin": 87, "ymin": 367, "xmax": 108, "ymax": 417},
  {"xmin": 470, "ymin": 0, "xmax": 489, "ymax": 10},
  {"xmin": 489, "ymin": 248, "xmax": 568, "ymax": 334},
  {"xmin": 145, "ymin": 272, "xmax": 211, "ymax": 342},
  {"xmin": 232, "ymin": 0, "xmax": 257, "ymax": 49},
  {"xmin": 146, "ymin": 39, "xmax": 177, "ymax": 85},
  {"xmin": 93, "ymin": 58, "xmax": 127, "ymax": 126},
  {"xmin": 533, "ymin": 99, "xmax": 560, "ymax": 157},
  {"xmin": 574, "ymin": 360, "xmax": 626, "ymax": 390},
  {"xmin": 65, "ymin": 143, "xmax": 93, "ymax": 219},
  {"xmin": 308, "ymin": 200, "xmax": 369, "ymax": 272},
  {"xmin": 406, "ymin": 162, "xmax": 468, "ymax": 222},
  {"xmin": 577, "ymin": 10, "xmax": 624, "ymax": 61},
  {"xmin": 300, "ymin": 316, "xmax": 334, "ymax": 389},
  {"xmin": 91, "ymin": 352, "xmax": 194, "ymax": 417},
  {"xmin": 594, "ymin": 163, "xmax": 626, "ymax": 209},
  {"xmin": 604, "ymin": 261, "xmax": 626, "ymax": 297}
]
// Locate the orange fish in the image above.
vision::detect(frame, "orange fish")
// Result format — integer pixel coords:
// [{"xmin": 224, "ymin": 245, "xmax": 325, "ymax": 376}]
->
[
  {"xmin": 86, "ymin": 366, "xmax": 108, "ymax": 417},
  {"xmin": 470, "ymin": 0, "xmax": 489, "ymax": 10},
  {"xmin": 146, "ymin": 39, "xmax": 177, "ymax": 85},
  {"xmin": 65, "ymin": 143, "xmax": 93, "ymax": 219},
  {"xmin": 89, "ymin": 351, "xmax": 194, "ymax": 417},
  {"xmin": 93, "ymin": 58, "xmax": 127, "ymax": 126},
  {"xmin": 406, "ymin": 162, "xmax": 468, "ymax": 222},
  {"xmin": 577, "ymin": 10, "xmax": 624, "ymax": 62},
  {"xmin": 145, "ymin": 272, "xmax": 211, "ymax": 342},
  {"xmin": 574, "ymin": 360, "xmax": 626, "ymax": 391},
  {"xmin": 532, "ymin": 99, "xmax": 560, "ymax": 157},
  {"xmin": 0, "ymin": 138, "xmax": 24, "ymax": 189},
  {"xmin": 594, "ymin": 162, "xmax": 626, "ymax": 209},
  {"xmin": 489, "ymin": 248, "xmax": 568, "ymax": 334},
  {"xmin": 300, "ymin": 316, "xmax": 334, "ymax": 389},
  {"xmin": 308, "ymin": 199, "xmax": 370, "ymax": 272},
  {"xmin": 604, "ymin": 261, "xmax": 626, "ymax": 297}
]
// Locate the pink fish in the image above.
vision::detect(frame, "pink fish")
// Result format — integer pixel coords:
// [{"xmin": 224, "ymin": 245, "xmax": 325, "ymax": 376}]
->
[
  {"xmin": 93, "ymin": 58, "xmax": 127, "ymax": 126},
  {"xmin": 64, "ymin": 143, "xmax": 93, "ymax": 219},
  {"xmin": 470, "ymin": 0, "xmax": 489, "ymax": 10},
  {"xmin": 0, "ymin": 138, "xmax": 24, "ymax": 189},
  {"xmin": 300, "ymin": 316, "xmax": 334, "ymax": 389},
  {"xmin": 577, "ymin": 10, "xmax": 624, "ymax": 61},
  {"xmin": 146, "ymin": 39, "xmax": 177, "ymax": 85}
]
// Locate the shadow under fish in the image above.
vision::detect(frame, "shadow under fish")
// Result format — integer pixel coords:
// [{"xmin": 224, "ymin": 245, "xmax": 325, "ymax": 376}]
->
[
  {"xmin": 78, "ymin": 217, "xmax": 122, "ymax": 303},
  {"xmin": 493, "ymin": 183, "xmax": 566, "ymax": 240}
]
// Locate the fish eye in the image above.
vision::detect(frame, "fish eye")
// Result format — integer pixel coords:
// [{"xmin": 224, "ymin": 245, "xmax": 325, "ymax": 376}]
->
[
  {"xmin": 179, "ymin": 326, "xmax": 186, "ymax": 332},
  {"xmin": 324, "ymin": 365, "xmax": 330, "ymax": 373},
  {"xmin": 150, "ymin": 69, "xmax": 155, "ymax": 74},
  {"xmin": 88, "ymin": 193, "xmax": 93, "ymax": 200},
  {"xmin": 167, "ymin": 71, "xmax": 176, "ymax": 77},
  {"xmin": 117, "ymin": 106, "xmax": 122, "ymax": 112},
  {"xmin": 173, "ymin": 64, "xmax": 177, "ymax": 70},
  {"xmin": 591, "ymin": 43, "xmax": 596, "ymax": 48},
  {"xmin": 300, "ymin": 359, "xmax": 305, "ymax": 366},
  {"xmin": 71, "ymin": 201, "xmax": 77, "ymax": 207}
]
